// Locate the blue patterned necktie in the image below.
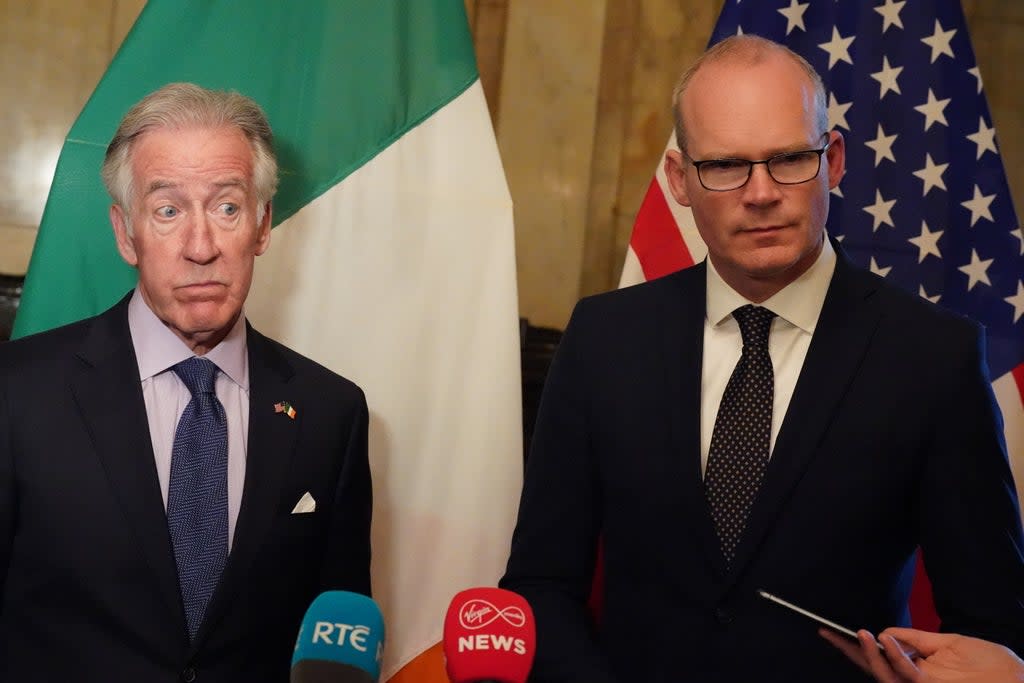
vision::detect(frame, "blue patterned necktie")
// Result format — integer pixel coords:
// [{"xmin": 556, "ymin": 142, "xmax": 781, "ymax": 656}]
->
[
  {"xmin": 167, "ymin": 356, "xmax": 228, "ymax": 640},
  {"xmin": 705, "ymin": 304, "xmax": 776, "ymax": 567}
]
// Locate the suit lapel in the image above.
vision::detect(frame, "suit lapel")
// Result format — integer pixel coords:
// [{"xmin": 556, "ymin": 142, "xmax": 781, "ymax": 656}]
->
[
  {"xmin": 659, "ymin": 263, "xmax": 729, "ymax": 578},
  {"xmin": 193, "ymin": 324, "xmax": 298, "ymax": 647},
  {"xmin": 728, "ymin": 254, "xmax": 883, "ymax": 578},
  {"xmin": 69, "ymin": 295, "xmax": 185, "ymax": 625}
]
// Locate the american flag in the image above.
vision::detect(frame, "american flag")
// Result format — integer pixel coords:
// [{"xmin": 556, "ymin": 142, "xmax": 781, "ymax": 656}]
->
[{"xmin": 620, "ymin": 0, "xmax": 1024, "ymax": 626}]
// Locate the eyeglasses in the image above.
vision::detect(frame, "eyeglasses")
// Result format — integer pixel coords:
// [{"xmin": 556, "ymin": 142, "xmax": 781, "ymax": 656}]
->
[{"xmin": 684, "ymin": 133, "xmax": 831, "ymax": 192}]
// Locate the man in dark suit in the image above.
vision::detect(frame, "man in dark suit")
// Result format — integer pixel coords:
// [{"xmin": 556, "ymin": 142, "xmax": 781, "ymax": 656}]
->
[
  {"xmin": 0, "ymin": 83, "xmax": 372, "ymax": 681},
  {"xmin": 501, "ymin": 35, "xmax": 1024, "ymax": 682}
]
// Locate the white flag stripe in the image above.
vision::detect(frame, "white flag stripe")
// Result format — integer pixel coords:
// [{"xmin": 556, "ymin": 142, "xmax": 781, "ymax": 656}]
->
[
  {"xmin": 993, "ymin": 373, "xmax": 1024, "ymax": 509},
  {"xmin": 618, "ymin": 246, "xmax": 645, "ymax": 288},
  {"xmin": 247, "ymin": 81, "xmax": 522, "ymax": 678},
  {"xmin": 654, "ymin": 141, "xmax": 710, "ymax": 263}
]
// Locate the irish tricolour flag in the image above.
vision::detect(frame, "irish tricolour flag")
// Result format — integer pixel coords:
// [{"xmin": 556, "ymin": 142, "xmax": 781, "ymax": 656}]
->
[{"xmin": 13, "ymin": 2, "xmax": 522, "ymax": 680}]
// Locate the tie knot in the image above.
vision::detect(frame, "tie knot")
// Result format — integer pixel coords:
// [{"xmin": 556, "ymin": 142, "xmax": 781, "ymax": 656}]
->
[
  {"xmin": 733, "ymin": 305, "xmax": 776, "ymax": 347},
  {"xmin": 172, "ymin": 357, "xmax": 220, "ymax": 397}
]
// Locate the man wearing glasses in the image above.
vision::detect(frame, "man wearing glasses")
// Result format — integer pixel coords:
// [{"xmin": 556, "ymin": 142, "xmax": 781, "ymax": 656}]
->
[{"xmin": 501, "ymin": 35, "xmax": 1024, "ymax": 682}]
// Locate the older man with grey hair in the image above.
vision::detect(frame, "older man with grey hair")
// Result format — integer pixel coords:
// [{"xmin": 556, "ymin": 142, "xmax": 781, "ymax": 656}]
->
[{"xmin": 0, "ymin": 83, "xmax": 372, "ymax": 681}]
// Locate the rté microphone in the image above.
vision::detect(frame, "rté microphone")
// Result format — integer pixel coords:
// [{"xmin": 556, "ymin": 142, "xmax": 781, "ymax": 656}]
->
[{"xmin": 290, "ymin": 591, "xmax": 385, "ymax": 683}]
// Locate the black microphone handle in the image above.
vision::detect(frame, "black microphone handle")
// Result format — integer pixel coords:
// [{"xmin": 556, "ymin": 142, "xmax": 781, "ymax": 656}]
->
[{"xmin": 290, "ymin": 659, "xmax": 375, "ymax": 683}]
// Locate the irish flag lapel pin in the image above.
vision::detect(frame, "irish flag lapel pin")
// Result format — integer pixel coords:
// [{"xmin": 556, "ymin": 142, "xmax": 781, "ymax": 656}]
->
[{"xmin": 274, "ymin": 401, "xmax": 297, "ymax": 420}]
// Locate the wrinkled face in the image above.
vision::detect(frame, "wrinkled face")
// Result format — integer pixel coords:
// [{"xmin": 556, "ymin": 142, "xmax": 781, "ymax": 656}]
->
[
  {"xmin": 664, "ymin": 51, "xmax": 845, "ymax": 301},
  {"xmin": 110, "ymin": 125, "xmax": 271, "ymax": 352}
]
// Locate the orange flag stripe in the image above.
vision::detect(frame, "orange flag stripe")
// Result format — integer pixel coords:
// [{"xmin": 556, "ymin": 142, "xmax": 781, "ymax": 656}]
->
[{"xmin": 386, "ymin": 642, "xmax": 448, "ymax": 683}]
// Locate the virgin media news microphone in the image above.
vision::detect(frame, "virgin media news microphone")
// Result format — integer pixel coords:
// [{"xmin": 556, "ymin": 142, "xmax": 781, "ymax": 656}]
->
[
  {"xmin": 290, "ymin": 591, "xmax": 385, "ymax": 683},
  {"xmin": 443, "ymin": 587, "xmax": 536, "ymax": 683}
]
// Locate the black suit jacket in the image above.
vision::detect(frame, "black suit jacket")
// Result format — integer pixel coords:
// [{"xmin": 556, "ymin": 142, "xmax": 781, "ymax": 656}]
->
[
  {"xmin": 0, "ymin": 294, "xmax": 372, "ymax": 682},
  {"xmin": 501, "ymin": 255, "xmax": 1024, "ymax": 683}
]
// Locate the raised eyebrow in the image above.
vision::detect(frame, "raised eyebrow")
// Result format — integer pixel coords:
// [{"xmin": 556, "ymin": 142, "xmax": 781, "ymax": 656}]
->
[
  {"xmin": 144, "ymin": 180, "xmax": 179, "ymax": 197},
  {"xmin": 213, "ymin": 179, "xmax": 247, "ymax": 191}
]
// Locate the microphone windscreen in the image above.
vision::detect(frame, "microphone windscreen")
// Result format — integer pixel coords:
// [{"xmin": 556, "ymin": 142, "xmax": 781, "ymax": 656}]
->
[
  {"xmin": 443, "ymin": 587, "xmax": 536, "ymax": 683},
  {"xmin": 291, "ymin": 591, "xmax": 385, "ymax": 683}
]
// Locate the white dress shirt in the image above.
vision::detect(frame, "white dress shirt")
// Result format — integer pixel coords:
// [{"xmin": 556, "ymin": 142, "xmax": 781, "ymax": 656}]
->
[
  {"xmin": 128, "ymin": 289, "xmax": 249, "ymax": 550},
  {"xmin": 700, "ymin": 238, "xmax": 836, "ymax": 475}
]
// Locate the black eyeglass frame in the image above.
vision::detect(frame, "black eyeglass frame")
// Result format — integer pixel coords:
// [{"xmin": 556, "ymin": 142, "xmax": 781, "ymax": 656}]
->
[{"xmin": 683, "ymin": 131, "xmax": 833, "ymax": 192}]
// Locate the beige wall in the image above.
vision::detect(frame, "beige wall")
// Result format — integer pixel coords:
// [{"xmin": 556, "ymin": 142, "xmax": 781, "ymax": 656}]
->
[
  {"xmin": 0, "ymin": 0, "xmax": 145, "ymax": 275},
  {"xmin": 2, "ymin": 0, "xmax": 1023, "ymax": 330}
]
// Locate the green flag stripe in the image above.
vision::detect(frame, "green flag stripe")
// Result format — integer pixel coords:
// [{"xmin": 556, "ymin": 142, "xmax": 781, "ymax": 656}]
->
[{"xmin": 14, "ymin": 0, "xmax": 478, "ymax": 339}]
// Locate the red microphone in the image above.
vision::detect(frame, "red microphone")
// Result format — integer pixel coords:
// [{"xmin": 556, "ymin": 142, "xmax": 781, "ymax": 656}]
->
[{"xmin": 443, "ymin": 587, "xmax": 536, "ymax": 683}]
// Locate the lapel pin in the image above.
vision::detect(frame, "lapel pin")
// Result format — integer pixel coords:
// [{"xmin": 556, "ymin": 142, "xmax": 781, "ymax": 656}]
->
[{"xmin": 274, "ymin": 401, "xmax": 297, "ymax": 420}]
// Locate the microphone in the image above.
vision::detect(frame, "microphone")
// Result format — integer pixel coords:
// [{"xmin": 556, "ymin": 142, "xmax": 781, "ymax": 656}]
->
[
  {"xmin": 443, "ymin": 587, "xmax": 536, "ymax": 683},
  {"xmin": 291, "ymin": 591, "xmax": 385, "ymax": 683}
]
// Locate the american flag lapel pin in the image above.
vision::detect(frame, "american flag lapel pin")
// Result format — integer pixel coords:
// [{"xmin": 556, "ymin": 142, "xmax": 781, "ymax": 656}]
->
[{"xmin": 274, "ymin": 401, "xmax": 297, "ymax": 420}]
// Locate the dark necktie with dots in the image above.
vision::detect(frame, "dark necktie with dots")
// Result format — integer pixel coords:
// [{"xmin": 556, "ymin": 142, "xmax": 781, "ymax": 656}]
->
[{"xmin": 704, "ymin": 304, "xmax": 777, "ymax": 567}]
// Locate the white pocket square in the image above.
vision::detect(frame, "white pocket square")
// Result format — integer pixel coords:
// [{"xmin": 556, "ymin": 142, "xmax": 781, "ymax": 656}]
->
[{"xmin": 291, "ymin": 491, "xmax": 316, "ymax": 514}]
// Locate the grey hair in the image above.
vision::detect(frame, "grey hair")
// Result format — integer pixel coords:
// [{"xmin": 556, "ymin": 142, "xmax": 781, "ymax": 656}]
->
[
  {"xmin": 101, "ymin": 82, "xmax": 278, "ymax": 225},
  {"xmin": 671, "ymin": 35, "xmax": 828, "ymax": 152}
]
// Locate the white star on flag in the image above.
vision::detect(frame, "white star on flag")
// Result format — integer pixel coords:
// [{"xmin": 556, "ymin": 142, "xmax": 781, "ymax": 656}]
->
[
  {"xmin": 961, "ymin": 185, "xmax": 996, "ymax": 227},
  {"xmin": 863, "ymin": 189, "xmax": 896, "ymax": 231},
  {"xmin": 874, "ymin": 0, "xmax": 906, "ymax": 33},
  {"xmin": 818, "ymin": 27, "xmax": 855, "ymax": 69},
  {"xmin": 908, "ymin": 221, "xmax": 943, "ymax": 263},
  {"xmin": 865, "ymin": 124, "xmax": 897, "ymax": 166},
  {"xmin": 1006, "ymin": 282, "xmax": 1024, "ymax": 323},
  {"xmin": 870, "ymin": 257, "xmax": 893, "ymax": 278},
  {"xmin": 870, "ymin": 56, "xmax": 903, "ymax": 99},
  {"xmin": 913, "ymin": 154, "xmax": 948, "ymax": 195},
  {"xmin": 827, "ymin": 92, "xmax": 852, "ymax": 130},
  {"xmin": 921, "ymin": 19, "xmax": 957, "ymax": 63},
  {"xmin": 914, "ymin": 89, "xmax": 951, "ymax": 131},
  {"xmin": 1011, "ymin": 227, "xmax": 1024, "ymax": 255},
  {"xmin": 967, "ymin": 117, "xmax": 998, "ymax": 159},
  {"xmin": 777, "ymin": 0, "xmax": 809, "ymax": 35},
  {"xmin": 958, "ymin": 249, "xmax": 993, "ymax": 291},
  {"xmin": 918, "ymin": 285, "xmax": 941, "ymax": 304},
  {"xmin": 968, "ymin": 66, "xmax": 983, "ymax": 94}
]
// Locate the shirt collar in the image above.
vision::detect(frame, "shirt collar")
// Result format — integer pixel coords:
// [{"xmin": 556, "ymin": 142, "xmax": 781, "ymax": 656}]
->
[
  {"xmin": 128, "ymin": 287, "xmax": 249, "ymax": 390},
  {"xmin": 705, "ymin": 235, "xmax": 836, "ymax": 334}
]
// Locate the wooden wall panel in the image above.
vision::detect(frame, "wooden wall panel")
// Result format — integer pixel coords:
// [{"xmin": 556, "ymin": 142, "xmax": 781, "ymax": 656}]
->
[
  {"xmin": 963, "ymin": 0, "xmax": 1024, "ymax": 218},
  {"xmin": 497, "ymin": 0, "xmax": 608, "ymax": 329},
  {"xmin": 0, "ymin": 0, "xmax": 144, "ymax": 275}
]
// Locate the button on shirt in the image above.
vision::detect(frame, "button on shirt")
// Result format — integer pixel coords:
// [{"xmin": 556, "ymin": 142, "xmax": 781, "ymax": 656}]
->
[
  {"xmin": 700, "ymin": 237, "xmax": 836, "ymax": 476},
  {"xmin": 128, "ymin": 289, "xmax": 249, "ymax": 550}
]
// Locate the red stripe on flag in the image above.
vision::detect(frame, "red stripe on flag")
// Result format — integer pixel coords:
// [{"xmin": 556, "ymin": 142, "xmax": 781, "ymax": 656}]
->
[
  {"xmin": 631, "ymin": 179, "xmax": 694, "ymax": 279},
  {"xmin": 1013, "ymin": 364, "xmax": 1024, "ymax": 400},
  {"xmin": 909, "ymin": 553, "xmax": 940, "ymax": 631}
]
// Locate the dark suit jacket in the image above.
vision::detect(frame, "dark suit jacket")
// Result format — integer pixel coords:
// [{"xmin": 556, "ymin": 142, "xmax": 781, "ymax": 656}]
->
[
  {"xmin": 501, "ymin": 255, "xmax": 1024, "ymax": 683},
  {"xmin": 0, "ymin": 294, "xmax": 372, "ymax": 682}
]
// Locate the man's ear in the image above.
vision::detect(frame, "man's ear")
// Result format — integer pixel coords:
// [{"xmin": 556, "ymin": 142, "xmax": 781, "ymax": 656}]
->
[
  {"xmin": 110, "ymin": 204, "xmax": 138, "ymax": 267},
  {"xmin": 664, "ymin": 149, "xmax": 693, "ymax": 207},
  {"xmin": 825, "ymin": 130, "xmax": 846, "ymax": 190},
  {"xmin": 255, "ymin": 202, "xmax": 272, "ymax": 256}
]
